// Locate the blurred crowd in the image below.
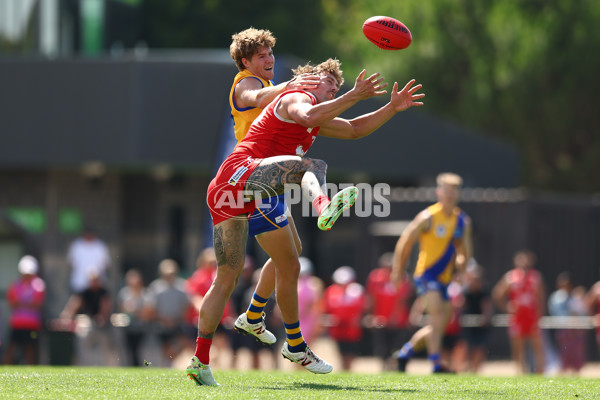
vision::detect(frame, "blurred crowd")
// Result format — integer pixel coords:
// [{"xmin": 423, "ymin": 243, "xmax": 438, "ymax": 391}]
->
[{"xmin": 2, "ymin": 232, "xmax": 600, "ymax": 376}]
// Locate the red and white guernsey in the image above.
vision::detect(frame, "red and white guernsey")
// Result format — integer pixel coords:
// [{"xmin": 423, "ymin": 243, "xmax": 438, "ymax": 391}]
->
[
  {"xmin": 234, "ymin": 89, "xmax": 320, "ymax": 158},
  {"xmin": 207, "ymin": 90, "xmax": 320, "ymax": 225}
]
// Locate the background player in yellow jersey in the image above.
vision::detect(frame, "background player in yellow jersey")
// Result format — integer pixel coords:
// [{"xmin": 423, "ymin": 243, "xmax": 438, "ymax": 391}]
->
[{"xmin": 391, "ymin": 172, "xmax": 473, "ymax": 373}]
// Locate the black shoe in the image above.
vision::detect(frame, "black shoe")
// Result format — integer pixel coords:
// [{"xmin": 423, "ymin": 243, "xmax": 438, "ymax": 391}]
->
[{"xmin": 397, "ymin": 357, "xmax": 408, "ymax": 372}]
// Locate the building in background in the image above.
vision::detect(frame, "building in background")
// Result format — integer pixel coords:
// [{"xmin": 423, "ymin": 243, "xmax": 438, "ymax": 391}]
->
[{"xmin": 2, "ymin": 4, "xmax": 600, "ymax": 363}]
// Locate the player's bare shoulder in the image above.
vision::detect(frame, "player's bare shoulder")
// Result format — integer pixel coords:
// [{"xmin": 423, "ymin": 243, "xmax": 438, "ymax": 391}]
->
[
  {"xmin": 278, "ymin": 90, "xmax": 315, "ymax": 121},
  {"xmin": 408, "ymin": 208, "xmax": 432, "ymax": 233}
]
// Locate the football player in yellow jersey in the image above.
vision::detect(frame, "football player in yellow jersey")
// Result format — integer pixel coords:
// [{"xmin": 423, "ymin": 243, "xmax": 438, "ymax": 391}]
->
[
  {"xmin": 391, "ymin": 172, "xmax": 473, "ymax": 373},
  {"xmin": 187, "ymin": 28, "xmax": 323, "ymax": 385},
  {"xmin": 226, "ymin": 28, "xmax": 321, "ymax": 359}
]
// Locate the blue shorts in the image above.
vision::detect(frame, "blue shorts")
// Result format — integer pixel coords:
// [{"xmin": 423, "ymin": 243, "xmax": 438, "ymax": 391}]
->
[
  {"xmin": 414, "ymin": 276, "xmax": 450, "ymax": 301},
  {"xmin": 248, "ymin": 194, "xmax": 289, "ymax": 236}
]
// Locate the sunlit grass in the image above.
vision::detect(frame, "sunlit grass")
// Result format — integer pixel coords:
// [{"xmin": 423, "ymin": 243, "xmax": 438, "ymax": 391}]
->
[{"xmin": 1, "ymin": 366, "xmax": 599, "ymax": 399}]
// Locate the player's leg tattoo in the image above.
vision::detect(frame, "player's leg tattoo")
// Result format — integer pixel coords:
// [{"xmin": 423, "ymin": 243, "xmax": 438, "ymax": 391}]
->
[
  {"xmin": 300, "ymin": 158, "xmax": 327, "ymax": 202},
  {"xmin": 245, "ymin": 156, "xmax": 328, "ymax": 202},
  {"xmin": 213, "ymin": 218, "xmax": 248, "ymax": 271}
]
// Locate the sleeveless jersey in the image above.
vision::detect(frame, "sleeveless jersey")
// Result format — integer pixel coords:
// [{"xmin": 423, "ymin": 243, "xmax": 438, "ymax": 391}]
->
[
  {"xmin": 414, "ymin": 202, "xmax": 467, "ymax": 285},
  {"xmin": 507, "ymin": 268, "xmax": 542, "ymax": 321},
  {"xmin": 234, "ymin": 90, "xmax": 320, "ymax": 158},
  {"xmin": 229, "ymin": 70, "xmax": 273, "ymax": 142},
  {"xmin": 207, "ymin": 90, "xmax": 320, "ymax": 225}
]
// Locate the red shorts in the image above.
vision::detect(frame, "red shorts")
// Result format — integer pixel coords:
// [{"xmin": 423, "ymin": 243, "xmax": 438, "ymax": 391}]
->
[
  {"xmin": 207, "ymin": 154, "xmax": 262, "ymax": 225},
  {"xmin": 509, "ymin": 315, "xmax": 540, "ymax": 339}
]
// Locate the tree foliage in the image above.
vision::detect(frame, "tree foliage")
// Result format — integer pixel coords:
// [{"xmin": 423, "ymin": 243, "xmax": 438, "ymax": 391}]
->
[
  {"xmin": 139, "ymin": 0, "xmax": 600, "ymax": 192},
  {"xmin": 140, "ymin": 0, "xmax": 331, "ymax": 58},
  {"xmin": 318, "ymin": 0, "xmax": 600, "ymax": 192}
]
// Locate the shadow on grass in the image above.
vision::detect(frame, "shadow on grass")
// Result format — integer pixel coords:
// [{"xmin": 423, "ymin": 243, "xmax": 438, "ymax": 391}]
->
[{"xmin": 289, "ymin": 382, "xmax": 417, "ymax": 394}]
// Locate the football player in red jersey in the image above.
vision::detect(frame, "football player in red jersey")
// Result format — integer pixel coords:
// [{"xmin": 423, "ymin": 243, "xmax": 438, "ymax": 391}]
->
[
  {"xmin": 187, "ymin": 57, "xmax": 424, "ymax": 386},
  {"xmin": 493, "ymin": 249, "xmax": 546, "ymax": 374}
]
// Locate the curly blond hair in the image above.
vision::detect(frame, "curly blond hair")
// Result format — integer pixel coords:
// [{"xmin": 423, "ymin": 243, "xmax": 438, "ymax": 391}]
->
[
  {"xmin": 230, "ymin": 28, "xmax": 277, "ymax": 71},
  {"xmin": 292, "ymin": 58, "xmax": 344, "ymax": 89}
]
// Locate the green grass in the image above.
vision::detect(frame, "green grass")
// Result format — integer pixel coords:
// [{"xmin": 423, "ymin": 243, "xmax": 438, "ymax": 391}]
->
[{"xmin": 1, "ymin": 366, "xmax": 599, "ymax": 399}]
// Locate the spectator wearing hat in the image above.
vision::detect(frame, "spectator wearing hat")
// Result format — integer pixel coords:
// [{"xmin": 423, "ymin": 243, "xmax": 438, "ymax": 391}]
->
[
  {"xmin": 323, "ymin": 266, "xmax": 366, "ymax": 371},
  {"xmin": 4, "ymin": 255, "xmax": 46, "ymax": 364}
]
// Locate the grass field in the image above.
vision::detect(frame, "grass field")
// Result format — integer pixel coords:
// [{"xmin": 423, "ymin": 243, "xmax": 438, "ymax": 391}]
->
[{"xmin": 1, "ymin": 366, "xmax": 599, "ymax": 399}]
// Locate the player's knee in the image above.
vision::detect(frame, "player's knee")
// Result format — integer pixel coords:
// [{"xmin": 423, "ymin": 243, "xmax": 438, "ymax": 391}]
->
[
  {"xmin": 214, "ymin": 266, "xmax": 243, "ymax": 293},
  {"xmin": 311, "ymin": 158, "xmax": 327, "ymax": 172},
  {"xmin": 278, "ymin": 257, "xmax": 301, "ymax": 279}
]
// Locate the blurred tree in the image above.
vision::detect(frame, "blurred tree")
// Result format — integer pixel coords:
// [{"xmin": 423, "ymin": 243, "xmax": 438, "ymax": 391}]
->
[
  {"xmin": 318, "ymin": 1, "xmax": 600, "ymax": 192},
  {"xmin": 135, "ymin": 0, "xmax": 600, "ymax": 192},
  {"xmin": 139, "ymin": 0, "xmax": 333, "ymax": 60}
]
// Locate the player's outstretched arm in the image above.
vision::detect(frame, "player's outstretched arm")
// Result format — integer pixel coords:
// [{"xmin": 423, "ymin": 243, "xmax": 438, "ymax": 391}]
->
[
  {"xmin": 390, "ymin": 79, "xmax": 425, "ymax": 112},
  {"xmin": 319, "ymin": 79, "xmax": 424, "ymax": 140},
  {"xmin": 286, "ymin": 70, "xmax": 388, "ymax": 128}
]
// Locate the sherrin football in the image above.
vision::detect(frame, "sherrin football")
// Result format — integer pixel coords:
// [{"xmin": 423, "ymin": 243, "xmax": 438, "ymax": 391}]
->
[{"xmin": 362, "ymin": 16, "xmax": 412, "ymax": 50}]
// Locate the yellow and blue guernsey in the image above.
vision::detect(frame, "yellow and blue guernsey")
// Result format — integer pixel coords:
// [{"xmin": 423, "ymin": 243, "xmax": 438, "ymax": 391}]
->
[
  {"xmin": 414, "ymin": 202, "xmax": 467, "ymax": 297},
  {"xmin": 229, "ymin": 70, "xmax": 273, "ymax": 142},
  {"xmin": 228, "ymin": 69, "xmax": 287, "ymax": 237}
]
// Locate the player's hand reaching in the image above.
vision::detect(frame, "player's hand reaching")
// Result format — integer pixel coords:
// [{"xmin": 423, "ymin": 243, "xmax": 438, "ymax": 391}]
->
[
  {"xmin": 349, "ymin": 69, "xmax": 388, "ymax": 100},
  {"xmin": 286, "ymin": 73, "xmax": 320, "ymax": 91},
  {"xmin": 390, "ymin": 79, "xmax": 425, "ymax": 111}
]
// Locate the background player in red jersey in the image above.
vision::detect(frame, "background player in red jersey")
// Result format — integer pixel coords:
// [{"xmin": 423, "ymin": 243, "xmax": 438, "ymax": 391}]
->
[
  {"xmin": 493, "ymin": 249, "xmax": 546, "ymax": 374},
  {"xmin": 186, "ymin": 57, "xmax": 424, "ymax": 386},
  {"xmin": 365, "ymin": 252, "xmax": 413, "ymax": 370}
]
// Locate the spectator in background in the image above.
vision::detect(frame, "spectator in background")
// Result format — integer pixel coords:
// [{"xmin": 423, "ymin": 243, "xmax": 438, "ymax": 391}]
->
[
  {"xmin": 549, "ymin": 274, "xmax": 588, "ymax": 375},
  {"xmin": 567, "ymin": 285, "xmax": 589, "ymax": 374},
  {"xmin": 185, "ymin": 248, "xmax": 233, "ymax": 368},
  {"xmin": 3, "ymin": 255, "xmax": 46, "ymax": 365},
  {"xmin": 586, "ymin": 279, "xmax": 600, "ymax": 360},
  {"xmin": 548, "ymin": 272, "xmax": 573, "ymax": 373},
  {"xmin": 67, "ymin": 226, "xmax": 110, "ymax": 294},
  {"xmin": 440, "ymin": 276, "xmax": 465, "ymax": 372},
  {"xmin": 229, "ymin": 256, "xmax": 261, "ymax": 369},
  {"xmin": 493, "ymin": 249, "xmax": 546, "ymax": 374},
  {"xmin": 455, "ymin": 261, "xmax": 493, "ymax": 373},
  {"xmin": 323, "ymin": 266, "xmax": 366, "ymax": 371},
  {"xmin": 365, "ymin": 252, "xmax": 413, "ymax": 370},
  {"xmin": 60, "ymin": 269, "xmax": 116, "ymax": 366},
  {"xmin": 148, "ymin": 259, "xmax": 193, "ymax": 366},
  {"xmin": 297, "ymin": 257, "xmax": 325, "ymax": 345},
  {"xmin": 117, "ymin": 269, "xmax": 153, "ymax": 366}
]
